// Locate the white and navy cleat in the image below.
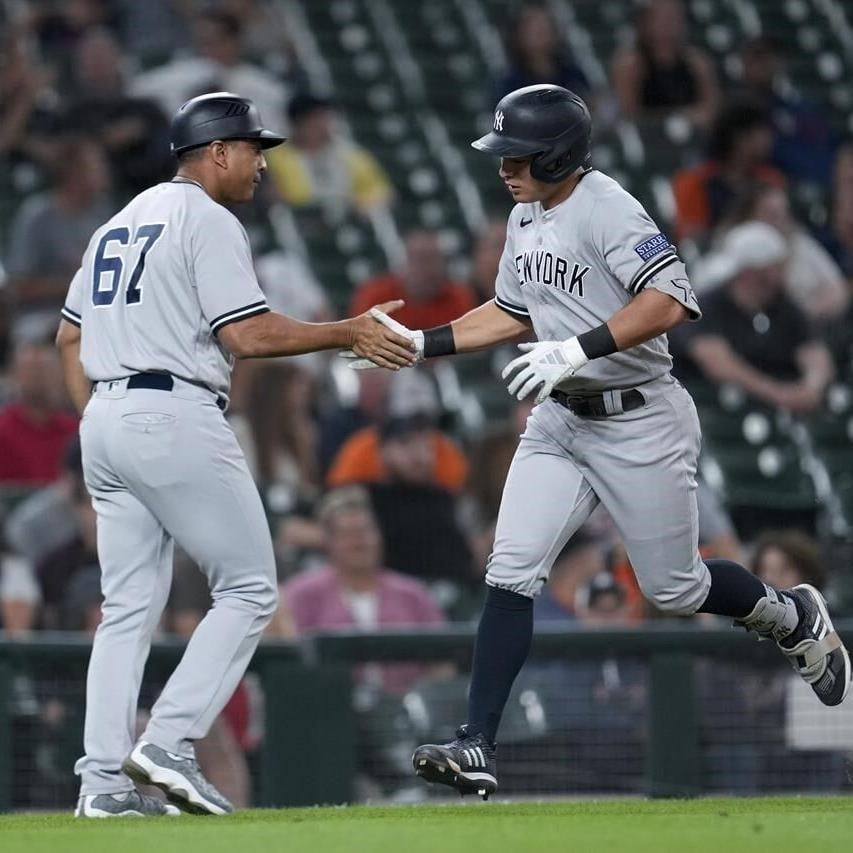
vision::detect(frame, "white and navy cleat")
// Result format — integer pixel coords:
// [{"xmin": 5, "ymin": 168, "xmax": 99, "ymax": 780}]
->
[{"xmin": 413, "ymin": 725, "xmax": 497, "ymax": 801}]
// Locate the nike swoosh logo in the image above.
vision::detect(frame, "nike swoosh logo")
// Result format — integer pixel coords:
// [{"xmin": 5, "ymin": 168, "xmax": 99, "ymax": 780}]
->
[{"xmin": 520, "ymin": 217, "xmax": 533, "ymax": 227}]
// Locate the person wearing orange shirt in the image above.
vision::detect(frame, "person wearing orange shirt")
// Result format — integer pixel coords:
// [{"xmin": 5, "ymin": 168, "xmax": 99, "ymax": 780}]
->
[
  {"xmin": 350, "ymin": 228, "xmax": 476, "ymax": 331},
  {"xmin": 672, "ymin": 100, "xmax": 785, "ymax": 242},
  {"xmin": 327, "ymin": 412, "xmax": 468, "ymax": 495}
]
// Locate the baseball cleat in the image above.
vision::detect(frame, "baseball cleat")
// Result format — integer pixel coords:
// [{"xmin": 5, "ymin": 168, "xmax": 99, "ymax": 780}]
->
[
  {"xmin": 778, "ymin": 584, "xmax": 851, "ymax": 707},
  {"xmin": 75, "ymin": 790, "xmax": 181, "ymax": 818},
  {"xmin": 413, "ymin": 725, "xmax": 497, "ymax": 800},
  {"xmin": 122, "ymin": 740, "xmax": 234, "ymax": 815}
]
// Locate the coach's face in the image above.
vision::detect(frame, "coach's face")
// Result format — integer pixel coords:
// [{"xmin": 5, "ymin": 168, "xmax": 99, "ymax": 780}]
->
[{"xmin": 217, "ymin": 139, "xmax": 267, "ymax": 203}]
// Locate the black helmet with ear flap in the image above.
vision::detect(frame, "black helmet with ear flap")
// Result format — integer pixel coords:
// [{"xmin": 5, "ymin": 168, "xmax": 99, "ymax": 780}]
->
[{"xmin": 472, "ymin": 85, "xmax": 592, "ymax": 183}]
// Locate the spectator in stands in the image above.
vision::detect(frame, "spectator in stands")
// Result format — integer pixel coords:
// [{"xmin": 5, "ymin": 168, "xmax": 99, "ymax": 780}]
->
[
  {"xmin": 671, "ymin": 222, "xmax": 834, "ymax": 414},
  {"xmin": 218, "ymin": 0, "xmax": 305, "ymax": 80},
  {"xmin": 0, "ymin": 30, "xmax": 53, "ymax": 162},
  {"xmin": 0, "ymin": 343, "xmax": 78, "ymax": 486},
  {"xmin": 822, "ymin": 147, "xmax": 853, "ymax": 278},
  {"xmin": 130, "ymin": 8, "xmax": 289, "ymax": 124},
  {"xmin": 350, "ymin": 228, "xmax": 475, "ymax": 330},
  {"xmin": 63, "ymin": 28, "xmax": 173, "ymax": 197},
  {"xmin": 610, "ymin": 0, "xmax": 718, "ymax": 129},
  {"xmin": 281, "ymin": 486, "xmax": 446, "ymax": 695},
  {"xmin": 736, "ymin": 37, "xmax": 835, "ymax": 188},
  {"xmin": 236, "ymin": 362, "xmax": 321, "ymax": 514},
  {"xmin": 469, "ymin": 218, "xmax": 507, "ymax": 304},
  {"xmin": 363, "ymin": 414, "xmax": 474, "ymax": 585},
  {"xmin": 318, "ymin": 367, "xmax": 396, "ymax": 476},
  {"xmin": 821, "ymin": 187, "xmax": 853, "ymax": 376},
  {"xmin": 533, "ymin": 531, "xmax": 607, "ymax": 623},
  {"xmin": 327, "ymin": 369, "xmax": 468, "ymax": 495},
  {"xmin": 5, "ymin": 134, "xmax": 112, "ymax": 340},
  {"xmin": 491, "ymin": 2, "xmax": 589, "ymax": 106},
  {"xmin": 21, "ymin": 0, "xmax": 118, "ymax": 71},
  {"xmin": 266, "ymin": 93, "xmax": 393, "ymax": 220},
  {"xmin": 751, "ymin": 530, "xmax": 825, "ymax": 593},
  {"xmin": 672, "ymin": 100, "xmax": 784, "ymax": 242},
  {"xmin": 725, "ymin": 183, "xmax": 848, "ymax": 322},
  {"xmin": 1, "ymin": 438, "xmax": 87, "ymax": 633}
]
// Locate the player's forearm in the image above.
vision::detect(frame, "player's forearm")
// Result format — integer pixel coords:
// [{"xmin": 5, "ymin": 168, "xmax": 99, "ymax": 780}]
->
[
  {"xmin": 55, "ymin": 322, "xmax": 91, "ymax": 415},
  {"xmin": 449, "ymin": 301, "xmax": 530, "ymax": 353},
  {"xmin": 606, "ymin": 289, "xmax": 689, "ymax": 351}
]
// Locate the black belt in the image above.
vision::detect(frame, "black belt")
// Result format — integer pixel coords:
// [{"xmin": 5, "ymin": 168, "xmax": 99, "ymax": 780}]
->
[
  {"xmin": 549, "ymin": 388, "xmax": 645, "ymax": 417},
  {"xmin": 100, "ymin": 373, "xmax": 226, "ymax": 411}
]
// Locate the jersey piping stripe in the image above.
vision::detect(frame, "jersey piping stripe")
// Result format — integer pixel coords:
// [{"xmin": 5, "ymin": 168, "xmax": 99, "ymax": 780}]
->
[
  {"xmin": 494, "ymin": 295, "xmax": 530, "ymax": 318},
  {"xmin": 61, "ymin": 306, "xmax": 82, "ymax": 327},
  {"xmin": 209, "ymin": 300, "xmax": 270, "ymax": 334},
  {"xmin": 629, "ymin": 252, "xmax": 678, "ymax": 295}
]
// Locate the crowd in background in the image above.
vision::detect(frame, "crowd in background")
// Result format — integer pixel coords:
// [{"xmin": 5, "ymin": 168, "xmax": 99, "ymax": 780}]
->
[{"xmin": 1, "ymin": 0, "xmax": 852, "ymax": 802}]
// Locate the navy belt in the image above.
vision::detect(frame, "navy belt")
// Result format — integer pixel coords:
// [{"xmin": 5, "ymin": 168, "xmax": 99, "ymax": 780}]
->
[
  {"xmin": 550, "ymin": 388, "xmax": 645, "ymax": 417},
  {"xmin": 102, "ymin": 373, "xmax": 226, "ymax": 411}
]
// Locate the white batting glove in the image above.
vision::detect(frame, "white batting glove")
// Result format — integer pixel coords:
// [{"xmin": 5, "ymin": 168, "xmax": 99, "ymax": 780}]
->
[
  {"xmin": 339, "ymin": 307, "xmax": 424, "ymax": 369},
  {"xmin": 501, "ymin": 338, "xmax": 589, "ymax": 404}
]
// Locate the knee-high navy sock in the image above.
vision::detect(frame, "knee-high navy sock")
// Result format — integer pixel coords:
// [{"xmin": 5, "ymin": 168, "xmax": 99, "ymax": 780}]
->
[
  {"xmin": 697, "ymin": 558, "xmax": 772, "ymax": 618},
  {"xmin": 467, "ymin": 586, "xmax": 534, "ymax": 746}
]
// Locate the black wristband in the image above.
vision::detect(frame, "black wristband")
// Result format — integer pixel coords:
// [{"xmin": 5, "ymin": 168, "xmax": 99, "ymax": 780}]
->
[
  {"xmin": 423, "ymin": 324, "xmax": 456, "ymax": 358},
  {"xmin": 577, "ymin": 323, "xmax": 618, "ymax": 360}
]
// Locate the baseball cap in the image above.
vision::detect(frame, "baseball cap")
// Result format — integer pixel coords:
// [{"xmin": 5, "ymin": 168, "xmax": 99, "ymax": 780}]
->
[
  {"xmin": 720, "ymin": 221, "xmax": 788, "ymax": 277},
  {"xmin": 695, "ymin": 221, "xmax": 788, "ymax": 289}
]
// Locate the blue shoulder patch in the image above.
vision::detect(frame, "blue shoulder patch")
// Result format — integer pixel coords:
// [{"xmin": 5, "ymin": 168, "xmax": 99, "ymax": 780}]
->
[{"xmin": 634, "ymin": 233, "xmax": 672, "ymax": 262}]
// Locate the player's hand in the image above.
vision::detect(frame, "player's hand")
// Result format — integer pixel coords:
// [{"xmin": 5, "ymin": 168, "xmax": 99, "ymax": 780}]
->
[
  {"xmin": 340, "ymin": 307, "xmax": 424, "ymax": 370},
  {"xmin": 347, "ymin": 300, "xmax": 418, "ymax": 370},
  {"xmin": 502, "ymin": 338, "xmax": 589, "ymax": 404}
]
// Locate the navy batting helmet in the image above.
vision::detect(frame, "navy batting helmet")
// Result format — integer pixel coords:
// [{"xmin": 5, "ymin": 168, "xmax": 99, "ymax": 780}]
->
[
  {"xmin": 169, "ymin": 91, "xmax": 286, "ymax": 156},
  {"xmin": 472, "ymin": 85, "xmax": 591, "ymax": 183}
]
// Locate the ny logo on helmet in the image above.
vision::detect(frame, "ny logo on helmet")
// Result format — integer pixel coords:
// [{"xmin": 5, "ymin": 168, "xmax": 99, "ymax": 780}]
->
[{"xmin": 494, "ymin": 110, "xmax": 504, "ymax": 132}]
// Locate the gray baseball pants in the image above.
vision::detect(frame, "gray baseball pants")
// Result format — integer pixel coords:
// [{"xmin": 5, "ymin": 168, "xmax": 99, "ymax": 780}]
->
[
  {"xmin": 74, "ymin": 377, "xmax": 277, "ymax": 795},
  {"xmin": 486, "ymin": 374, "xmax": 711, "ymax": 613}
]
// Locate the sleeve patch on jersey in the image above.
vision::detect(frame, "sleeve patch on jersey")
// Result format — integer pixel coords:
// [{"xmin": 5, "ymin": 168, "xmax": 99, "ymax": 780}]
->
[
  {"xmin": 494, "ymin": 295, "xmax": 530, "ymax": 318},
  {"xmin": 634, "ymin": 233, "xmax": 672, "ymax": 262},
  {"xmin": 210, "ymin": 300, "xmax": 270, "ymax": 334},
  {"xmin": 61, "ymin": 306, "xmax": 82, "ymax": 327}
]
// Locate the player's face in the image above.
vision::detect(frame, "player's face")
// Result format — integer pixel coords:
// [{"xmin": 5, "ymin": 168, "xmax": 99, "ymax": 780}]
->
[
  {"xmin": 223, "ymin": 139, "xmax": 267, "ymax": 203},
  {"xmin": 499, "ymin": 156, "xmax": 556, "ymax": 204}
]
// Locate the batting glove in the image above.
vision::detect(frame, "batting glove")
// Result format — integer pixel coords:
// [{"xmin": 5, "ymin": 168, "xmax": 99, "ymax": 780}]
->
[
  {"xmin": 339, "ymin": 308, "xmax": 424, "ymax": 369},
  {"xmin": 501, "ymin": 338, "xmax": 589, "ymax": 404}
]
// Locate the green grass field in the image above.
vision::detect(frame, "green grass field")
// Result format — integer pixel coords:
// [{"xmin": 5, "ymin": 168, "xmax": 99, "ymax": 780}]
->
[{"xmin": 1, "ymin": 798, "xmax": 851, "ymax": 853}]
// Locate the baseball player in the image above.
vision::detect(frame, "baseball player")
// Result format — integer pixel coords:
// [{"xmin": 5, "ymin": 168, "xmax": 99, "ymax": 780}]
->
[
  {"xmin": 346, "ymin": 85, "xmax": 850, "ymax": 799},
  {"xmin": 55, "ymin": 92, "xmax": 415, "ymax": 818}
]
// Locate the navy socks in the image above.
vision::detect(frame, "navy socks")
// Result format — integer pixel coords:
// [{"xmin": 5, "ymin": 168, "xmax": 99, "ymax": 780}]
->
[
  {"xmin": 697, "ymin": 558, "xmax": 771, "ymax": 618},
  {"xmin": 466, "ymin": 586, "xmax": 534, "ymax": 745}
]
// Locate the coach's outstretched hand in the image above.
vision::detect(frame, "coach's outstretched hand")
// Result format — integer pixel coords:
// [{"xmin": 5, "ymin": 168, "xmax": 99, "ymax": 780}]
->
[
  {"xmin": 348, "ymin": 301, "xmax": 418, "ymax": 370},
  {"xmin": 341, "ymin": 307, "xmax": 424, "ymax": 370},
  {"xmin": 502, "ymin": 338, "xmax": 589, "ymax": 404}
]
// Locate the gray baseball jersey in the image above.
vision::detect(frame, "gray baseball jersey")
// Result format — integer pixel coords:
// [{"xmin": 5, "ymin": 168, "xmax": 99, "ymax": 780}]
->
[
  {"xmin": 486, "ymin": 170, "xmax": 711, "ymax": 616},
  {"xmin": 494, "ymin": 169, "xmax": 700, "ymax": 392},
  {"xmin": 65, "ymin": 176, "xmax": 278, "ymax": 798},
  {"xmin": 61, "ymin": 178, "xmax": 270, "ymax": 400}
]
